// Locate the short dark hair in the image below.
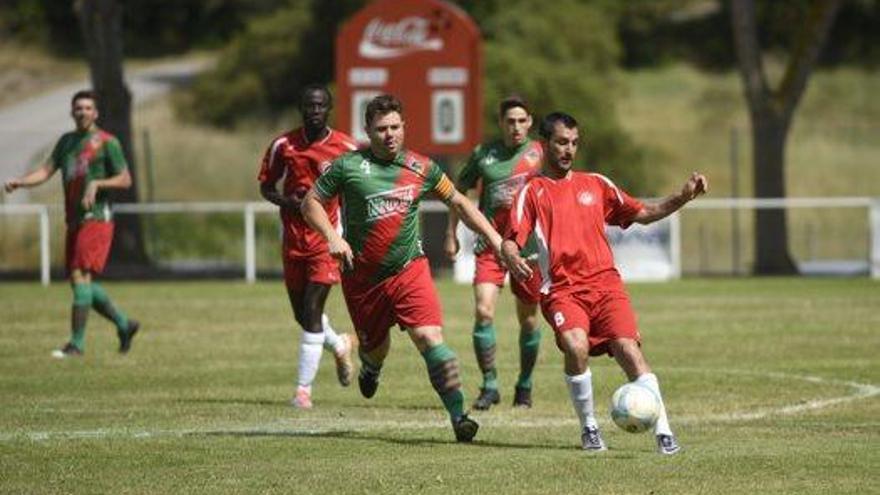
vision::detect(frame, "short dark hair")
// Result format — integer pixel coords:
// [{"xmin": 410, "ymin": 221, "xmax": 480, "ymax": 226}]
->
[
  {"xmin": 71, "ymin": 89, "xmax": 97, "ymax": 107},
  {"xmin": 539, "ymin": 112, "xmax": 578, "ymax": 139},
  {"xmin": 365, "ymin": 94, "xmax": 403, "ymax": 127},
  {"xmin": 498, "ymin": 95, "xmax": 529, "ymax": 118},
  {"xmin": 300, "ymin": 84, "xmax": 332, "ymax": 108}
]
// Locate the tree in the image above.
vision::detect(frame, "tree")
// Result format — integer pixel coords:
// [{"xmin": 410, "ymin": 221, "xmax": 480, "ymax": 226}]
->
[
  {"xmin": 75, "ymin": 0, "xmax": 149, "ymax": 267},
  {"xmin": 730, "ymin": 0, "xmax": 843, "ymax": 274}
]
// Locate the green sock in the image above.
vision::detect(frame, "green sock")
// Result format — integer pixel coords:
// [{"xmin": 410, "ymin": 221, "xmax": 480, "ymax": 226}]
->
[
  {"xmin": 70, "ymin": 283, "xmax": 93, "ymax": 350},
  {"xmin": 422, "ymin": 344, "xmax": 465, "ymax": 420},
  {"xmin": 472, "ymin": 321, "xmax": 498, "ymax": 390},
  {"xmin": 516, "ymin": 327, "xmax": 542, "ymax": 389},
  {"xmin": 91, "ymin": 282, "xmax": 129, "ymax": 336}
]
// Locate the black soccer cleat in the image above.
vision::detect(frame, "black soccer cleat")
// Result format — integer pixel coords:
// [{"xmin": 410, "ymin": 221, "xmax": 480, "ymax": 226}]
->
[
  {"xmin": 512, "ymin": 386, "xmax": 533, "ymax": 408},
  {"xmin": 118, "ymin": 319, "xmax": 140, "ymax": 354},
  {"xmin": 472, "ymin": 388, "xmax": 500, "ymax": 410},
  {"xmin": 452, "ymin": 414, "xmax": 479, "ymax": 443},
  {"xmin": 51, "ymin": 342, "xmax": 83, "ymax": 359},
  {"xmin": 581, "ymin": 426, "xmax": 607, "ymax": 452},
  {"xmin": 358, "ymin": 367, "xmax": 380, "ymax": 399},
  {"xmin": 656, "ymin": 434, "xmax": 681, "ymax": 455}
]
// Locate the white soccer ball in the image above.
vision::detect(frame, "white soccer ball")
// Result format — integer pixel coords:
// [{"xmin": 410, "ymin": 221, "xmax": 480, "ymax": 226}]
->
[{"xmin": 610, "ymin": 382, "xmax": 660, "ymax": 433}]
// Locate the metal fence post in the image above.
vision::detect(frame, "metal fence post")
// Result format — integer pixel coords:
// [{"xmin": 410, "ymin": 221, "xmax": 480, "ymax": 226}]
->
[
  {"xmin": 244, "ymin": 203, "xmax": 256, "ymax": 283},
  {"xmin": 871, "ymin": 199, "xmax": 880, "ymax": 279},
  {"xmin": 39, "ymin": 206, "xmax": 50, "ymax": 286}
]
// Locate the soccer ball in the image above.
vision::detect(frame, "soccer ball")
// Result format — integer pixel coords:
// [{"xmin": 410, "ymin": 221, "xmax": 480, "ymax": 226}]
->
[{"xmin": 610, "ymin": 382, "xmax": 660, "ymax": 433}]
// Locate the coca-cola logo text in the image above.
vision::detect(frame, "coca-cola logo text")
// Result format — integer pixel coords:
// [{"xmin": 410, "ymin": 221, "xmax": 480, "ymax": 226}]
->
[{"xmin": 359, "ymin": 17, "xmax": 443, "ymax": 60}]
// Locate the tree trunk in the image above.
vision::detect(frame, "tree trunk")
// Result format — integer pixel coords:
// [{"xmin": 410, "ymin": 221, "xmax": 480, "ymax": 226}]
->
[
  {"xmin": 76, "ymin": 0, "xmax": 150, "ymax": 268},
  {"xmin": 731, "ymin": 0, "xmax": 843, "ymax": 275},
  {"xmin": 751, "ymin": 111, "xmax": 796, "ymax": 273}
]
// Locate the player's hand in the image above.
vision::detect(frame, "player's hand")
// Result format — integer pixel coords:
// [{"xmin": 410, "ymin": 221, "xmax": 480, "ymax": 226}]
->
[
  {"xmin": 4, "ymin": 178, "xmax": 22, "ymax": 193},
  {"xmin": 680, "ymin": 172, "xmax": 708, "ymax": 202},
  {"xmin": 81, "ymin": 182, "xmax": 99, "ymax": 209},
  {"xmin": 443, "ymin": 233, "xmax": 459, "ymax": 260},
  {"xmin": 499, "ymin": 241, "xmax": 533, "ymax": 281},
  {"xmin": 328, "ymin": 236, "xmax": 354, "ymax": 272}
]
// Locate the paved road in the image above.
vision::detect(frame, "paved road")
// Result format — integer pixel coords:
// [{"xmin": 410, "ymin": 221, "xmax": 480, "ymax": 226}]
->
[{"xmin": 0, "ymin": 59, "xmax": 210, "ymax": 203}]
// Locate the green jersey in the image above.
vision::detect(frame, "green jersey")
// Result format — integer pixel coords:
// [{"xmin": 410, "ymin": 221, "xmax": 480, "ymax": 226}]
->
[
  {"xmin": 314, "ymin": 148, "xmax": 455, "ymax": 282},
  {"xmin": 50, "ymin": 128, "xmax": 128, "ymax": 225},
  {"xmin": 457, "ymin": 138, "xmax": 543, "ymax": 254}
]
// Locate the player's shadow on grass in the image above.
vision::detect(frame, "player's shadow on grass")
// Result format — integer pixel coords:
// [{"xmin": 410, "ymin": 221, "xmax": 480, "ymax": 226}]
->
[
  {"xmin": 190, "ymin": 429, "xmax": 600, "ymax": 452},
  {"xmin": 177, "ymin": 398, "xmax": 288, "ymax": 407}
]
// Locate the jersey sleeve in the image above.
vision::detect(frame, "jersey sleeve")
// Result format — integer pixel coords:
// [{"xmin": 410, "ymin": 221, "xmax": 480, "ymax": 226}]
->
[
  {"xmin": 257, "ymin": 138, "xmax": 285, "ymax": 185},
  {"xmin": 104, "ymin": 136, "xmax": 129, "ymax": 174},
  {"xmin": 596, "ymin": 174, "xmax": 644, "ymax": 228},
  {"xmin": 508, "ymin": 181, "xmax": 537, "ymax": 248},
  {"xmin": 455, "ymin": 146, "xmax": 482, "ymax": 192},
  {"xmin": 49, "ymin": 135, "xmax": 67, "ymax": 171},
  {"xmin": 314, "ymin": 158, "xmax": 344, "ymax": 200},
  {"xmin": 426, "ymin": 160, "xmax": 455, "ymax": 203}
]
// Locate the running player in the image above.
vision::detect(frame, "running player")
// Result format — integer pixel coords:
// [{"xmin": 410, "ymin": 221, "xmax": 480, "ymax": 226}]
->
[
  {"xmin": 258, "ymin": 85, "xmax": 357, "ymax": 409},
  {"xmin": 503, "ymin": 112, "xmax": 707, "ymax": 454},
  {"xmin": 444, "ymin": 96, "xmax": 544, "ymax": 410},
  {"xmin": 301, "ymin": 94, "xmax": 513, "ymax": 442},
  {"xmin": 3, "ymin": 90, "xmax": 140, "ymax": 358}
]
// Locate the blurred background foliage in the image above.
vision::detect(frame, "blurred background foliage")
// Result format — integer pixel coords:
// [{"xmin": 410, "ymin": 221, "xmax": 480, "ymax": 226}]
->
[{"xmin": 1, "ymin": 0, "xmax": 878, "ymax": 195}]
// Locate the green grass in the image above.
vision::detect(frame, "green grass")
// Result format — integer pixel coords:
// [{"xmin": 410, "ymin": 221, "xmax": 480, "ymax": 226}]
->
[{"xmin": 1, "ymin": 278, "xmax": 878, "ymax": 494}]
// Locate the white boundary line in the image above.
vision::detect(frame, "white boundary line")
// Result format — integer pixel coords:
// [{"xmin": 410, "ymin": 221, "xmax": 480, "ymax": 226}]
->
[{"xmin": 1, "ymin": 369, "xmax": 877, "ymax": 443}]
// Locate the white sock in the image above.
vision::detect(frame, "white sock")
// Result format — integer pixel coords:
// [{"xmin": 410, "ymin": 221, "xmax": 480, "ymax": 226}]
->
[
  {"xmin": 321, "ymin": 313, "xmax": 342, "ymax": 353},
  {"xmin": 636, "ymin": 372, "xmax": 673, "ymax": 436},
  {"xmin": 297, "ymin": 331, "xmax": 325, "ymax": 388},
  {"xmin": 565, "ymin": 369, "xmax": 598, "ymax": 429}
]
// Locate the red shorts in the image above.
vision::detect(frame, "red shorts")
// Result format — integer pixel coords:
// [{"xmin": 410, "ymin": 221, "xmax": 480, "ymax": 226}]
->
[
  {"xmin": 540, "ymin": 289, "xmax": 640, "ymax": 356},
  {"xmin": 341, "ymin": 257, "xmax": 443, "ymax": 352},
  {"xmin": 473, "ymin": 250, "xmax": 541, "ymax": 304},
  {"xmin": 65, "ymin": 221, "xmax": 114, "ymax": 275},
  {"xmin": 282, "ymin": 251, "xmax": 340, "ymax": 296}
]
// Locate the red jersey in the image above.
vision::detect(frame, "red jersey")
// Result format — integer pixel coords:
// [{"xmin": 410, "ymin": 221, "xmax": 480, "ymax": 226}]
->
[
  {"xmin": 509, "ymin": 172, "xmax": 644, "ymax": 296},
  {"xmin": 258, "ymin": 127, "xmax": 358, "ymax": 258}
]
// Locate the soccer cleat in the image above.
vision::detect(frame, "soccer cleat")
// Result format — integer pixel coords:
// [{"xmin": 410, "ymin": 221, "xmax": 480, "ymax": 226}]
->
[
  {"xmin": 656, "ymin": 434, "xmax": 681, "ymax": 455},
  {"xmin": 452, "ymin": 414, "xmax": 479, "ymax": 443},
  {"xmin": 118, "ymin": 319, "xmax": 140, "ymax": 354},
  {"xmin": 512, "ymin": 386, "xmax": 532, "ymax": 408},
  {"xmin": 291, "ymin": 386, "xmax": 313, "ymax": 409},
  {"xmin": 472, "ymin": 388, "xmax": 500, "ymax": 410},
  {"xmin": 581, "ymin": 426, "xmax": 607, "ymax": 452},
  {"xmin": 358, "ymin": 367, "xmax": 380, "ymax": 399},
  {"xmin": 333, "ymin": 334, "xmax": 355, "ymax": 387},
  {"xmin": 51, "ymin": 343, "xmax": 83, "ymax": 359}
]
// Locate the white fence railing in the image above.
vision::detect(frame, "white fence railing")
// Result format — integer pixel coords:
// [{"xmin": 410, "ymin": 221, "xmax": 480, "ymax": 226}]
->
[{"xmin": 1, "ymin": 197, "xmax": 878, "ymax": 285}]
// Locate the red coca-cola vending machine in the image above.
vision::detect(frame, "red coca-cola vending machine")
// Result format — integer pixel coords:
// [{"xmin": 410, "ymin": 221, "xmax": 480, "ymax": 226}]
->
[{"xmin": 335, "ymin": 0, "xmax": 482, "ymax": 156}]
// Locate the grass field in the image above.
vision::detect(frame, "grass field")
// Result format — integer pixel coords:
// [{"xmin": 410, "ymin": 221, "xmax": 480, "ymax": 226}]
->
[{"xmin": 1, "ymin": 278, "xmax": 878, "ymax": 494}]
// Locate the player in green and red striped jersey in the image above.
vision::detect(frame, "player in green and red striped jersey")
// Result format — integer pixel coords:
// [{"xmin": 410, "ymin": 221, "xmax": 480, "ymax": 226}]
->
[
  {"xmin": 444, "ymin": 96, "xmax": 544, "ymax": 410},
  {"xmin": 302, "ymin": 94, "xmax": 513, "ymax": 443},
  {"xmin": 4, "ymin": 90, "xmax": 140, "ymax": 358}
]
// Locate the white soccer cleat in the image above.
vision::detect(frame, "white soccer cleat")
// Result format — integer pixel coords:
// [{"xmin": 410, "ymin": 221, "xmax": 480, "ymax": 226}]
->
[
  {"xmin": 291, "ymin": 386, "xmax": 313, "ymax": 409},
  {"xmin": 581, "ymin": 426, "xmax": 607, "ymax": 452},
  {"xmin": 656, "ymin": 434, "xmax": 681, "ymax": 455}
]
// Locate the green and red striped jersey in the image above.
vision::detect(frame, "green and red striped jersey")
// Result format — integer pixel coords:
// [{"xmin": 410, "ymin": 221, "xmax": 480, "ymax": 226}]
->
[
  {"xmin": 50, "ymin": 128, "xmax": 128, "ymax": 225},
  {"xmin": 456, "ymin": 138, "xmax": 543, "ymax": 253},
  {"xmin": 315, "ymin": 148, "xmax": 455, "ymax": 282}
]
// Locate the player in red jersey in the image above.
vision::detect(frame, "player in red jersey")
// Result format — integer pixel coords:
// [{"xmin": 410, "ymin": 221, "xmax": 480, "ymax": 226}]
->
[
  {"xmin": 502, "ymin": 112, "xmax": 707, "ymax": 454},
  {"xmin": 4, "ymin": 90, "xmax": 140, "ymax": 358},
  {"xmin": 258, "ymin": 85, "xmax": 357, "ymax": 409},
  {"xmin": 444, "ymin": 96, "xmax": 544, "ymax": 410},
  {"xmin": 302, "ymin": 94, "xmax": 513, "ymax": 442}
]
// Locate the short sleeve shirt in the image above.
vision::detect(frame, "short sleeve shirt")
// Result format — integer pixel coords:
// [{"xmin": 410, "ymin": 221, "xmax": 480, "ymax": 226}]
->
[
  {"xmin": 50, "ymin": 129, "xmax": 128, "ymax": 225},
  {"xmin": 314, "ymin": 148, "xmax": 454, "ymax": 282}
]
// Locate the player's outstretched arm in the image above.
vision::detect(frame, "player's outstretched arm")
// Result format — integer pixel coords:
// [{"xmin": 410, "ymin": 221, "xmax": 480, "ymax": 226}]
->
[
  {"xmin": 3, "ymin": 163, "xmax": 56, "ymax": 194},
  {"xmin": 447, "ymin": 190, "xmax": 503, "ymax": 255},
  {"xmin": 634, "ymin": 171, "xmax": 708, "ymax": 225},
  {"xmin": 301, "ymin": 188, "xmax": 353, "ymax": 270},
  {"xmin": 500, "ymin": 239, "xmax": 533, "ymax": 281}
]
